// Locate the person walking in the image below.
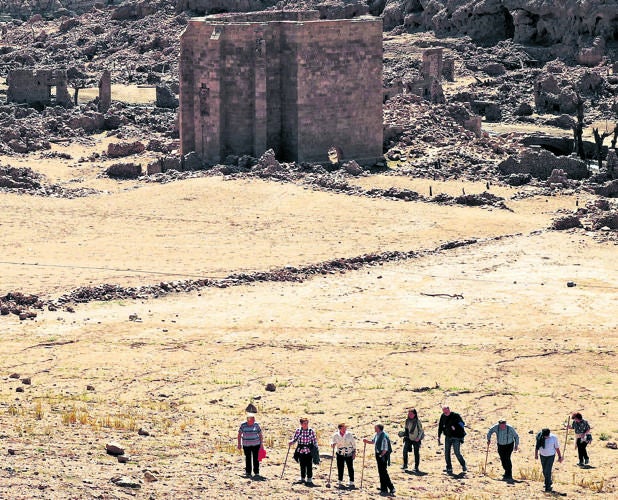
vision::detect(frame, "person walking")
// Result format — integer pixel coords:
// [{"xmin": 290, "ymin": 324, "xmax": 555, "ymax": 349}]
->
[
  {"xmin": 569, "ymin": 412, "xmax": 592, "ymax": 466},
  {"xmin": 331, "ymin": 423, "xmax": 356, "ymax": 488},
  {"xmin": 535, "ymin": 428, "xmax": 563, "ymax": 493},
  {"xmin": 486, "ymin": 419, "xmax": 519, "ymax": 483},
  {"xmin": 364, "ymin": 424, "xmax": 395, "ymax": 496},
  {"xmin": 438, "ymin": 406, "xmax": 467, "ymax": 474},
  {"xmin": 237, "ymin": 412, "xmax": 264, "ymax": 477},
  {"xmin": 401, "ymin": 408, "xmax": 424, "ymax": 472},
  {"xmin": 289, "ymin": 417, "xmax": 318, "ymax": 485}
]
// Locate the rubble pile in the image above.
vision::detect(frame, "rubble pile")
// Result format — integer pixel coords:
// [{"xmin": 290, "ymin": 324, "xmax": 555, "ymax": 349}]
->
[
  {"xmin": 383, "ymin": 94, "xmax": 523, "ymax": 181},
  {"xmin": 0, "ymin": 164, "xmax": 102, "ymax": 197},
  {"xmin": 0, "ymin": 1, "xmax": 183, "ymax": 85},
  {"xmin": 0, "ymin": 101, "xmax": 176, "ymax": 156},
  {"xmin": 0, "ymin": 164, "xmax": 42, "ymax": 189},
  {"xmin": 50, "ymin": 237, "xmax": 479, "ymax": 309},
  {"xmin": 551, "ymin": 199, "xmax": 618, "ymax": 233},
  {"xmin": 0, "ymin": 292, "xmax": 43, "ymax": 320}
]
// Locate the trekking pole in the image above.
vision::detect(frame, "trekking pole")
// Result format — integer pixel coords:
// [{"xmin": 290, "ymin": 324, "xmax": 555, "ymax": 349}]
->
[
  {"xmin": 326, "ymin": 444, "xmax": 335, "ymax": 488},
  {"xmin": 484, "ymin": 441, "xmax": 490, "ymax": 475},
  {"xmin": 562, "ymin": 415, "xmax": 571, "ymax": 461},
  {"xmin": 281, "ymin": 443, "xmax": 291, "ymax": 479},
  {"xmin": 360, "ymin": 441, "xmax": 367, "ymax": 489}
]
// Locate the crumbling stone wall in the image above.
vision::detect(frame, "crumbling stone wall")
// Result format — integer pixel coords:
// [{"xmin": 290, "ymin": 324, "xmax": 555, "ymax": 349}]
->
[
  {"xmin": 180, "ymin": 11, "xmax": 383, "ymax": 165},
  {"xmin": 498, "ymin": 147, "xmax": 589, "ymax": 180},
  {"xmin": 7, "ymin": 68, "xmax": 72, "ymax": 108}
]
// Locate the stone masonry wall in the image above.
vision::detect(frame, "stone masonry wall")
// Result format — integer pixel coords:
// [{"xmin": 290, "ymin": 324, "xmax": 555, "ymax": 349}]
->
[
  {"xmin": 180, "ymin": 12, "xmax": 383, "ymax": 165},
  {"xmin": 293, "ymin": 20, "xmax": 383, "ymax": 163}
]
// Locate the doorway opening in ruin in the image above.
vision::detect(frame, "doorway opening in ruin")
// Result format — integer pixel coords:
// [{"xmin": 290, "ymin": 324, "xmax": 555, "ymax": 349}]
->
[{"xmin": 502, "ymin": 7, "xmax": 514, "ymax": 39}]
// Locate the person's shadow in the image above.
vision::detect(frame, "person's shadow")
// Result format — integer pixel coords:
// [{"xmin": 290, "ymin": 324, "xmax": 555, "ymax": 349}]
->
[{"xmin": 405, "ymin": 470, "xmax": 428, "ymax": 476}]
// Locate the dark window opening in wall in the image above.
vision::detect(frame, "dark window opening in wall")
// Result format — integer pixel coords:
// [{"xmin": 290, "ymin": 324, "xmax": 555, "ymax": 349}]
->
[{"xmin": 503, "ymin": 8, "xmax": 514, "ymax": 39}]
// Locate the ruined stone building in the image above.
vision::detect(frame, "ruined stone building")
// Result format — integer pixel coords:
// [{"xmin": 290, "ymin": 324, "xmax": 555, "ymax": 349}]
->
[
  {"xmin": 6, "ymin": 68, "xmax": 72, "ymax": 108},
  {"xmin": 179, "ymin": 11, "xmax": 383, "ymax": 164}
]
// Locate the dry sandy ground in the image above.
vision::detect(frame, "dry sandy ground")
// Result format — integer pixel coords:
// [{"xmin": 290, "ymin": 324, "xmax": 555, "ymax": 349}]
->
[{"xmin": 1, "ymin": 139, "xmax": 617, "ymax": 499}]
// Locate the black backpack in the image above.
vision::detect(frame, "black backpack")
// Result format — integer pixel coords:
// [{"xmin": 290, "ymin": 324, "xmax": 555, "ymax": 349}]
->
[{"xmin": 535, "ymin": 431, "xmax": 545, "ymax": 451}]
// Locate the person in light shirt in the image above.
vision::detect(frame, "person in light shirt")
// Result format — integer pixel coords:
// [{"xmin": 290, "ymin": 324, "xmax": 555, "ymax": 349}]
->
[
  {"xmin": 534, "ymin": 428, "xmax": 563, "ymax": 493},
  {"xmin": 331, "ymin": 423, "xmax": 356, "ymax": 488}
]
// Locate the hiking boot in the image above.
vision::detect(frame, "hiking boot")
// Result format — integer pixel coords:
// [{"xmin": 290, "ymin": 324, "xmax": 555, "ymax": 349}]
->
[
  {"xmin": 584, "ymin": 457, "xmax": 589, "ymax": 465},
  {"xmin": 462, "ymin": 466, "xmax": 468, "ymax": 473},
  {"xmin": 401, "ymin": 465, "xmax": 407, "ymax": 470},
  {"xmin": 348, "ymin": 481, "xmax": 355, "ymax": 489},
  {"xmin": 299, "ymin": 476, "xmax": 305, "ymax": 483},
  {"xmin": 414, "ymin": 467, "xmax": 420, "ymax": 473},
  {"xmin": 578, "ymin": 461, "xmax": 584, "ymax": 466},
  {"xmin": 306, "ymin": 478, "xmax": 313, "ymax": 485},
  {"xmin": 444, "ymin": 468, "xmax": 453, "ymax": 474}
]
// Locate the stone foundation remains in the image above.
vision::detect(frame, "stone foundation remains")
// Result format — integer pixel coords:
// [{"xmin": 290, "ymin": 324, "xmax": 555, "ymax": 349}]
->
[
  {"xmin": 7, "ymin": 68, "xmax": 72, "ymax": 108},
  {"xmin": 179, "ymin": 11, "xmax": 383, "ymax": 165}
]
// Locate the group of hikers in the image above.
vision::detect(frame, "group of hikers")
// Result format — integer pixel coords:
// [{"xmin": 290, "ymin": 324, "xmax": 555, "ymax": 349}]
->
[{"xmin": 237, "ymin": 406, "xmax": 593, "ymax": 496}]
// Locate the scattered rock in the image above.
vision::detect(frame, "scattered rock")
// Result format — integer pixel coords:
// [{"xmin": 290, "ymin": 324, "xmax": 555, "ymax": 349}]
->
[
  {"xmin": 117, "ymin": 455, "xmax": 130, "ymax": 463},
  {"xmin": 86, "ymin": 385, "xmax": 95, "ymax": 391},
  {"xmin": 110, "ymin": 475, "xmax": 141, "ymax": 489},
  {"xmin": 106, "ymin": 442, "xmax": 125, "ymax": 456},
  {"xmin": 9, "ymin": 373, "xmax": 20, "ymax": 379},
  {"xmin": 21, "ymin": 377, "xmax": 31, "ymax": 385},
  {"xmin": 138, "ymin": 428, "xmax": 150, "ymax": 436},
  {"xmin": 265, "ymin": 383, "xmax": 276, "ymax": 392},
  {"xmin": 143, "ymin": 471, "xmax": 158, "ymax": 482}
]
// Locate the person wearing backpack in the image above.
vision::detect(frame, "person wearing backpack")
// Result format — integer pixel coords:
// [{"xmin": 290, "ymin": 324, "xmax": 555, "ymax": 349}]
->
[
  {"xmin": 486, "ymin": 419, "xmax": 519, "ymax": 483},
  {"xmin": 437, "ymin": 406, "xmax": 467, "ymax": 474},
  {"xmin": 568, "ymin": 412, "xmax": 592, "ymax": 466},
  {"xmin": 534, "ymin": 428, "xmax": 563, "ymax": 493},
  {"xmin": 363, "ymin": 424, "xmax": 395, "ymax": 495},
  {"xmin": 400, "ymin": 408, "xmax": 424, "ymax": 472}
]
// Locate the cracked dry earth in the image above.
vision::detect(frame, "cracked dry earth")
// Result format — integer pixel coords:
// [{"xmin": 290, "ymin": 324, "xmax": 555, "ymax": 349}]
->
[{"xmin": 1, "ymin": 142, "xmax": 617, "ymax": 499}]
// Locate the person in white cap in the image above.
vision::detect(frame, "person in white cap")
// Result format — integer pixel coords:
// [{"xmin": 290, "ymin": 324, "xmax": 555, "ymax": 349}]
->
[{"xmin": 237, "ymin": 413, "xmax": 264, "ymax": 477}]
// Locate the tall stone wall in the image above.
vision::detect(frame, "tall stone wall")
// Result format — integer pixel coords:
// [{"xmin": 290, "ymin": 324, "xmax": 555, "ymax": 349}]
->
[{"xmin": 180, "ymin": 12, "xmax": 383, "ymax": 165}]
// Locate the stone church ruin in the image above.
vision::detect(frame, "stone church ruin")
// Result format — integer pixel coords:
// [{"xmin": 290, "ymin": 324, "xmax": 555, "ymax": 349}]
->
[{"xmin": 179, "ymin": 11, "xmax": 383, "ymax": 165}]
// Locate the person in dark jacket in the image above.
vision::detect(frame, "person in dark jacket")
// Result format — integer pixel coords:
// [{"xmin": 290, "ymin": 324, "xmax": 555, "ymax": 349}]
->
[{"xmin": 437, "ymin": 406, "xmax": 467, "ymax": 474}]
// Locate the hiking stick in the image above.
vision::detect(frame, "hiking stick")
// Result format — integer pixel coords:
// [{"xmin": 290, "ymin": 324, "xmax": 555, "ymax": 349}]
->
[
  {"xmin": 281, "ymin": 443, "xmax": 291, "ymax": 479},
  {"xmin": 360, "ymin": 442, "xmax": 366, "ymax": 489},
  {"xmin": 484, "ymin": 441, "xmax": 490, "ymax": 475},
  {"xmin": 562, "ymin": 415, "xmax": 571, "ymax": 460},
  {"xmin": 326, "ymin": 445, "xmax": 335, "ymax": 487}
]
